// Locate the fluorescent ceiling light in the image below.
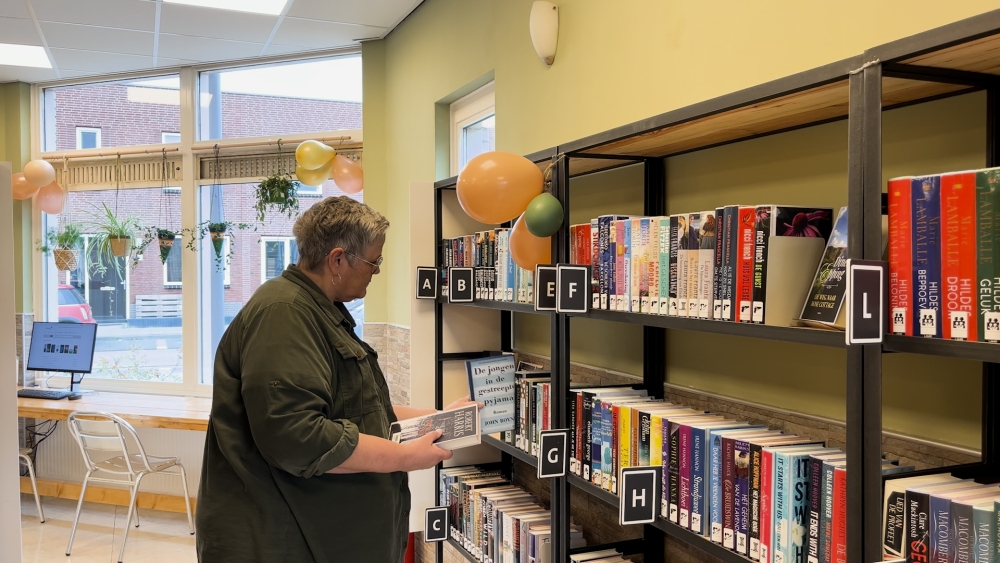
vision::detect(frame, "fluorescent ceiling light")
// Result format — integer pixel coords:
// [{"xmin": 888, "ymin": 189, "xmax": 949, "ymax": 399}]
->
[
  {"xmin": 0, "ymin": 43, "xmax": 51, "ymax": 69},
  {"xmin": 163, "ymin": 0, "xmax": 288, "ymax": 16}
]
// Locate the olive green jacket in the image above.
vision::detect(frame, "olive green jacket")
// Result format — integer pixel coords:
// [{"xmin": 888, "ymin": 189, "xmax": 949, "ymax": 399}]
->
[{"xmin": 197, "ymin": 265, "xmax": 409, "ymax": 563}]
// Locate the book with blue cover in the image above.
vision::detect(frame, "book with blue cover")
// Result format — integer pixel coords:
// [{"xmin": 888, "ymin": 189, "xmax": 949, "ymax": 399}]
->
[
  {"xmin": 912, "ymin": 175, "xmax": 942, "ymax": 337},
  {"xmin": 466, "ymin": 355, "xmax": 517, "ymax": 434},
  {"xmin": 771, "ymin": 446, "xmax": 832, "ymax": 563},
  {"xmin": 709, "ymin": 428, "xmax": 773, "ymax": 544}
]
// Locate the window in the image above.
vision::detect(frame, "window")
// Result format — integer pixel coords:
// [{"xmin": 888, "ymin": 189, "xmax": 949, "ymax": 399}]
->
[
  {"xmin": 261, "ymin": 237, "xmax": 299, "ymax": 284},
  {"xmin": 43, "ymin": 75, "xmax": 181, "ymax": 151},
  {"xmin": 295, "ymin": 181, "xmax": 322, "ymax": 197},
  {"xmin": 450, "ymin": 82, "xmax": 496, "ymax": 175},
  {"xmin": 198, "ymin": 55, "xmax": 362, "ymax": 141},
  {"xmin": 75, "ymin": 127, "xmax": 101, "ymax": 150},
  {"xmin": 163, "ymin": 243, "xmax": 182, "ymax": 287},
  {"xmin": 162, "ymin": 132, "xmax": 181, "ymax": 144}
]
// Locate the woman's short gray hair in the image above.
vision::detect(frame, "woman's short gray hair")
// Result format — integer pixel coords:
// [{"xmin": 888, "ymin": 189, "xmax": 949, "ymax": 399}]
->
[{"xmin": 293, "ymin": 196, "xmax": 389, "ymax": 271}]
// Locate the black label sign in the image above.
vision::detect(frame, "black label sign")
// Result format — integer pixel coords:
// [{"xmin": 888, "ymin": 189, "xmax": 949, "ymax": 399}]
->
[
  {"xmin": 424, "ymin": 507, "xmax": 448, "ymax": 542},
  {"xmin": 448, "ymin": 267, "xmax": 474, "ymax": 303},
  {"xmin": 416, "ymin": 267, "xmax": 438, "ymax": 299},
  {"xmin": 537, "ymin": 429, "xmax": 568, "ymax": 478},
  {"xmin": 535, "ymin": 266, "xmax": 558, "ymax": 311},
  {"xmin": 620, "ymin": 467, "xmax": 660, "ymax": 525},
  {"xmin": 847, "ymin": 259, "xmax": 885, "ymax": 345},
  {"xmin": 556, "ymin": 265, "xmax": 590, "ymax": 313}
]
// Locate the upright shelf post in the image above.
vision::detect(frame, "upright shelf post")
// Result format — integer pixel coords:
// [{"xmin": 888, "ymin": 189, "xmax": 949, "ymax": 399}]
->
[
  {"xmin": 433, "ymin": 185, "xmax": 445, "ymax": 563},
  {"xmin": 984, "ymin": 85, "xmax": 1000, "ymax": 471},
  {"xmin": 551, "ymin": 154, "xmax": 572, "ymax": 563}
]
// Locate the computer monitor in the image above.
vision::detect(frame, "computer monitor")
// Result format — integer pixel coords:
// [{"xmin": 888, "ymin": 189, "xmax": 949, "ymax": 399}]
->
[{"xmin": 26, "ymin": 322, "xmax": 98, "ymax": 391}]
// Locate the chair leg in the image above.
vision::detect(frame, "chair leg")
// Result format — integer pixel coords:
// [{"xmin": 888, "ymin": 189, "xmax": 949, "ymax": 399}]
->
[
  {"xmin": 66, "ymin": 470, "xmax": 92, "ymax": 556},
  {"xmin": 20, "ymin": 455, "xmax": 44, "ymax": 523},
  {"xmin": 118, "ymin": 472, "xmax": 146, "ymax": 563},
  {"xmin": 127, "ymin": 473, "xmax": 140, "ymax": 528},
  {"xmin": 178, "ymin": 465, "xmax": 194, "ymax": 535}
]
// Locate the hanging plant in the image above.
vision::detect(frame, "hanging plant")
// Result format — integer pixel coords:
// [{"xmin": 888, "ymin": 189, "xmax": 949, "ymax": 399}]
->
[
  {"xmin": 85, "ymin": 203, "xmax": 143, "ymax": 279},
  {"xmin": 156, "ymin": 228, "xmax": 178, "ymax": 264},
  {"xmin": 254, "ymin": 139, "xmax": 298, "ymax": 222},
  {"xmin": 183, "ymin": 220, "xmax": 251, "ymax": 272},
  {"xmin": 36, "ymin": 223, "xmax": 83, "ymax": 272},
  {"xmin": 208, "ymin": 222, "xmax": 227, "ymax": 258}
]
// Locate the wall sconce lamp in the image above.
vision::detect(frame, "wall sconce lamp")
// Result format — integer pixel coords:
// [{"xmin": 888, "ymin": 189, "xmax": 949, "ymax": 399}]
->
[{"xmin": 529, "ymin": 1, "xmax": 558, "ymax": 66}]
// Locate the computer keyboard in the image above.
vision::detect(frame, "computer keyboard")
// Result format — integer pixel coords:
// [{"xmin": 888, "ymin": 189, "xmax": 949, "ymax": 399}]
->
[{"xmin": 17, "ymin": 388, "xmax": 73, "ymax": 400}]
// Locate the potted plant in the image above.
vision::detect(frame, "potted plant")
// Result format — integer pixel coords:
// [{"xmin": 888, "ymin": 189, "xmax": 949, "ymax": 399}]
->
[
  {"xmin": 86, "ymin": 203, "xmax": 142, "ymax": 278},
  {"xmin": 155, "ymin": 228, "xmax": 178, "ymax": 264},
  {"xmin": 254, "ymin": 173, "xmax": 298, "ymax": 222},
  {"xmin": 37, "ymin": 223, "xmax": 83, "ymax": 271},
  {"xmin": 207, "ymin": 222, "xmax": 227, "ymax": 259}
]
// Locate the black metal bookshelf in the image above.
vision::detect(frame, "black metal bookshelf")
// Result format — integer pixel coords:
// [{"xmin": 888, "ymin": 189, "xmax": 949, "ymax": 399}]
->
[{"xmin": 431, "ymin": 9, "xmax": 1000, "ymax": 563}]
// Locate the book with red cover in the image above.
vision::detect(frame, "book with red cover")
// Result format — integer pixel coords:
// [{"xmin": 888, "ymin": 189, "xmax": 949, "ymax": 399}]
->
[
  {"xmin": 889, "ymin": 177, "xmax": 914, "ymax": 335},
  {"xmin": 735, "ymin": 206, "xmax": 757, "ymax": 323},
  {"xmin": 616, "ymin": 220, "xmax": 627, "ymax": 311},
  {"xmin": 832, "ymin": 467, "xmax": 847, "ymax": 563},
  {"xmin": 940, "ymin": 171, "xmax": 978, "ymax": 340},
  {"xmin": 759, "ymin": 448, "xmax": 774, "ymax": 563}
]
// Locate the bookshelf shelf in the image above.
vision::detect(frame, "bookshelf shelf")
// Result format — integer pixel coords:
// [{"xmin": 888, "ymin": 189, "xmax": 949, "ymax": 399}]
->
[
  {"xmin": 570, "ymin": 310, "xmax": 846, "ymax": 348},
  {"xmin": 446, "ymin": 538, "xmax": 478, "ymax": 563},
  {"xmin": 432, "ymin": 10, "xmax": 1000, "ymax": 563},
  {"xmin": 436, "ymin": 297, "xmax": 541, "ymax": 315}
]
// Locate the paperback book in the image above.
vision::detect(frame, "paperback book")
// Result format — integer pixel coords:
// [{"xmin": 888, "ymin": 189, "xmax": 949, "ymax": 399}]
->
[
  {"xmin": 389, "ymin": 404, "xmax": 481, "ymax": 450},
  {"xmin": 467, "ymin": 355, "xmax": 517, "ymax": 434}
]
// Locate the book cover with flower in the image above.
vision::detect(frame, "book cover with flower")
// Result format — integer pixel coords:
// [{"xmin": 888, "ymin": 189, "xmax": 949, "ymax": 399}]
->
[{"xmin": 799, "ymin": 207, "xmax": 849, "ymax": 328}]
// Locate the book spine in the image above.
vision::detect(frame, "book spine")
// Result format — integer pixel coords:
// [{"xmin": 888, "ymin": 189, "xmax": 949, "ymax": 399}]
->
[
  {"xmin": 679, "ymin": 423, "xmax": 693, "ymax": 528},
  {"xmin": 977, "ymin": 172, "xmax": 1000, "ymax": 342},
  {"xmin": 616, "ymin": 220, "xmax": 626, "ymax": 311},
  {"xmin": 601, "ymin": 401, "xmax": 613, "ymax": 489},
  {"xmin": 711, "ymin": 434, "xmax": 725, "ymax": 543},
  {"xmin": 662, "ymin": 416, "xmax": 671, "ymax": 518},
  {"xmin": 610, "ymin": 404, "xmax": 620, "ymax": 492},
  {"xmin": 660, "ymin": 217, "xmax": 671, "ymax": 314},
  {"xmin": 626, "ymin": 219, "xmax": 635, "ymax": 311},
  {"xmin": 735, "ymin": 439, "xmax": 752, "ymax": 555},
  {"xmin": 752, "ymin": 206, "xmax": 773, "ymax": 324},
  {"xmin": 689, "ymin": 213, "xmax": 702, "ymax": 317},
  {"xmin": 761, "ymin": 450, "xmax": 774, "ymax": 563},
  {"xmin": 669, "ymin": 419, "xmax": 683, "ymax": 523},
  {"xmin": 715, "ymin": 207, "xmax": 726, "ymax": 319},
  {"xmin": 737, "ymin": 206, "xmax": 757, "ymax": 322},
  {"xmin": 542, "ymin": 383, "xmax": 550, "ymax": 432},
  {"xmin": 699, "ymin": 210, "xmax": 716, "ymax": 319},
  {"xmin": 631, "ymin": 218, "xmax": 642, "ymax": 312},
  {"xmin": 568, "ymin": 392, "xmax": 577, "ymax": 475},
  {"xmin": 954, "ymin": 502, "xmax": 976, "ymax": 563},
  {"xmin": 507, "ymin": 231, "xmax": 516, "ymax": 302},
  {"xmin": 890, "ymin": 178, "xmax": 914, "ymax": 335},
  {"xmin": 618, "ymin": 406, "xmax": 631, "ymax": 479},
  {"xmin": 724, "ymin": 206, "xmax": 739, "ymax": 321},
  {"xmin": 832, "ymin": 468, "xmax": 847, "ymax": 563},
  {"xmin": 569, "ymin": 224, "xmax": 577, "ymax": 264},
  {"xmin": 591, "ymin": 397, "xmax": 602, "ymax": 485},
  {"xmin": 583, "ymin": 393, "xmax": 594, "ymax": 481},
  {"xmin": 820, "ymin": 462, "xmax": 836, "ymax": 563},
  {"xmin": 692, "ymin": 427, "xmax": 707, "ymax": 535},
  {"xmin": 631, "ymin": 407, "xmax": 641, "ymax": 468},
  {"xmin": 930, "ymin": 493, "xmax": 953, "ymax": 563},
  {"xmin": 905, "ymin": 489, "xmax": 931, "ymax": 563},
  {"xmin": 651, "ymin": 414, "xmax": 664, "ymax": 468},
  {"xmin": 806, "ymin": 457, "xmax": 824, "ymax": 563},
  {"xmin": 576, "ymin": 392, "xmax": 584, "ymax": 476},
  {"xmin": 723, "ymin": 436, "xmax": 737, "ymax": 549},
  {"xmin": 773, "ymin": 453, "xmax": 787, "ymax": 563},
  {"xmin": 750, "ymin": 444, "xmax": 766, "ymax": 560},
  {"xmin": 942, "ymin": 172, "xmax": 978, "ymax": 340},
  {"xmin": 591, "ymin": 218, "xmax": 600, "ymax": 309},
  {"xmin": 913, "ymin": 175, "xmax": 943, "ymax": 337},
  {"xmin": 599, "ymin": 216, "xmax": 610, "ymax": 309},
  {"xmin": 669, "ymin": 215, "xmax": 680, "ymax": 316},
  {"xmin": 677, "ymin": 215, "xmax": 689, "ymax": 317},
  {"xmin": 973, "ymin": 503, "xmax": 993, "ymax": 563},
  {"xmin": 528, "ymin": 383, "xmax": 537, "ymax": 455},
  {"xmin": 993, "ymin": 500, "xmax": 1000, "ymax": 563},
  {"xmin": 789, "ymin": 454, "xmax": 812, "ymax": 563},
  {"xmin": 650, "ymin": 217, "xmax": 661, "ymax": 314},
  {"xmin": 641, "ymin": 217, "xmax": 651, "ymax": 313}
]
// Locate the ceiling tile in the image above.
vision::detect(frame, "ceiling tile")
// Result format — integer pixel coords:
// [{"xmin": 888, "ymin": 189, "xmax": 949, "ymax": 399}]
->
[
  {"xmin": 157, "ymin": 33, "xmax": 263, "ymax": 62},
  {"xmin": 0, "ymin": 17, "xmax": 44, "ymax": 46},
  {"xmin": 159, "ymin": 4, "xmax": 277, "ymax": 43},
  {"xmin": 286, "ymin": 0, "xmax": 415, "ymax": 29},
  {"xmin": 31, "ymin": 0, "xmax": 156, "ymax": 32},
  {"xmin": 262, "ymin": 43, "xmax": 319, "ymax": 57},
  {"xmin": 0, "ymin": 67, "xmax": 60, "ymax": 83},
  {"xmin": 51, "ymin": 48, "xmax": 153, "ymax": 73},
  {"xmin": 0, "ymin": 0, "xmax": 30, "ymax": 19},
  {"xmin": 41, "ymin": 22, "xmax": 153, "ymax": 56},
  {"xmin": 271, "ymin": 17, "xmax": 382, "ymax": 50}
]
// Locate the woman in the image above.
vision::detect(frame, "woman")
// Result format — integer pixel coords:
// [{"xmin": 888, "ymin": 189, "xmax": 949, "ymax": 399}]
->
[{"xmin": 197, "ymin": 196, "xmax": 467, "ymax": 563}]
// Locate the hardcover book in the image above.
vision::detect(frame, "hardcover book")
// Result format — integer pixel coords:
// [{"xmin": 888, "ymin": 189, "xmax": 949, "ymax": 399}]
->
[
  {"xmin": 677, "ymin": 214, "xmax": 690, "ymax": 317},
  {"xmin": 616, "ymin": 219, "xmax": 627, "ymax": 311},
  {"xmin": 913, "ymin": 175, "xmax": 943, "ymax": 337},
  {"xmin": 889, "ymin": 177, "xmax": 914, "ymax": 335},
  {"xmin": 735, "ymin": 206, "xmax": 757, "ymax": 322},
  {"xmin": 723, "ymin": 206, "xmax": 739, "ymax": 321},
  {"xmin": 798, "ymin": 207, "xmax": 849, "ymax": 329},
  {"xmin": 689, "ymin": 213, "xmax": 704, "ymax": 317},
  {"xmin": 640, "ymin": 217, "xmax": 651, "ymax": 313},
  {"xmin": 714, "ymin": 207, "xmax": 726, "ymax": 320},
  {"xmin": 940, "ymin": 171, "xmax": 978, "ymax": 341},
  {"xmin": 699, "ymin": 210, "xmax": 717, "ymax": 319},
  {"xmin": 881, "ymin": 474, "xmax": 959, "ymax": 559},
  {"xmin": 466, "ymin": 355, "xmax": 517, "ymax": 434},
  {"xmin": 390, "ymin": 404, "xmax": 481, "ymax": 450},
  {"xmin": 591, "ymin": 218, "xmax": 600, "ymax": 309},
  {"xmin": 659, "ymin": 217, "xmax": 672, "ymax": 314},
  {"xmin": 976, "ymin": 170, "xmax": 1000, "ymax": 342}
]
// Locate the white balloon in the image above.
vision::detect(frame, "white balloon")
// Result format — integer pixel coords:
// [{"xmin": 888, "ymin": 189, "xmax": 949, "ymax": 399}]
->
[{"xmin": 23, "ymin": 160, "xmax": 55, "ymax": 188}]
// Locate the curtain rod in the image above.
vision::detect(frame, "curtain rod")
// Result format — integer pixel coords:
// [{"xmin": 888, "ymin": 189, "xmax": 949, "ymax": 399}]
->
[
  {"xmin": 43, "ymin": 147, "xmax": 181, "ymax": 162},
  {"xmin": 190, "ymin": 136, "xmax": 354, "ymax": 153}
]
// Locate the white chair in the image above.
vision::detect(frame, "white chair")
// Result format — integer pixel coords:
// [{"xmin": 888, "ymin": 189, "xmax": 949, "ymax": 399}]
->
[
  {"xmin": 18, "ymin": 448, "xmax": 44, "ymax": 523},
  {"xmin": 65, "ymin": 412, "xmax": 194, "ymax": 563}
]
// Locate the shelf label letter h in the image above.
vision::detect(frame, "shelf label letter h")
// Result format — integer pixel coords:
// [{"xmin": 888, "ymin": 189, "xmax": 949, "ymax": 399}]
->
[{"xmin": 632, "ymin": 488, "xmax": 646, "ymax": 508}]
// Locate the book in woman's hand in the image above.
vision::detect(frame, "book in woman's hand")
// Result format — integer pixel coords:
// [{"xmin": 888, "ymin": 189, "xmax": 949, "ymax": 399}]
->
[{"xmin": 389, "ymin": 404, "xmax": 481, "ymax": 450}]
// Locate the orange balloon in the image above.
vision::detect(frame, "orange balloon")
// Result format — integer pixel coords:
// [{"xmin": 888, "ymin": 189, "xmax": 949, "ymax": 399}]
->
[
  {"xmin": 37, "ymin": 181, "xmax": 66, "ymax": 214},
  {"xmin": 331, "ymin": 154, "xmax": 363, "ymax": 194},
  {"xmin": 12, "ymin": 173, "xmax": 39, "ymax": 200},
  {"xmin": 457, "ymin": 151, "xmax": 543, "ymax": 224},
  {"xmin": 508, "ymin": 214, "xmax": 551, "ymax": 271}
]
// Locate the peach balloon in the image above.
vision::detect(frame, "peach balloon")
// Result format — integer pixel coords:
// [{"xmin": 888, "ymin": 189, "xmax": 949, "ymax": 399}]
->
[
  {"xmin": 12, "ymin": 173, "xmax": 39, "ymax": 200},
  {"xmin": 23, "ymin": 159, "xmax": 55, "ymax": 188},
  {"xmin": 37, "ymin": 181, "xmax": 66, "ymax": 214},
  {"xmin": 456, "ymin": 151, "xmax": 543, "ymax": 224},
  {"xmin": 508, "ymin": 214, "xmax": 551, "ymax": 271},
  {"xmin": 331, "ymin": 154, "xmax": 363, "ymax": 194}
]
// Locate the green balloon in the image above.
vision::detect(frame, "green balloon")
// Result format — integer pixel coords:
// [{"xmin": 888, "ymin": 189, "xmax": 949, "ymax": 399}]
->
[{"xmin": 524, "ymin": 193, "xmax": 564, "ymax": 237}]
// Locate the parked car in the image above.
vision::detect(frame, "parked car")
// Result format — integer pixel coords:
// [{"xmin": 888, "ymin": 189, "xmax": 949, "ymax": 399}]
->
[{"xmin": 58, "ymin": 284, "xmax": 96, "ymax": 324}]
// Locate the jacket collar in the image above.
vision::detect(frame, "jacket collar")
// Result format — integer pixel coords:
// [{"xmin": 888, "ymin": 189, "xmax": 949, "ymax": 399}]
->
[{"xmin": 281, "ymin": 264, "xmax": 355, "ymax": 328}]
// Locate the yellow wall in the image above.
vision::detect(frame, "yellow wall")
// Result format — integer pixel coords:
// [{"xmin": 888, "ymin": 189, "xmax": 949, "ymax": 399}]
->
[
  {"xmin": 1, "ymin": 82, "xmax": 32, "ymax": 314},
  {"xmin": 366, "ymin": 0, "xmax": 1000, "ymax": 449}
]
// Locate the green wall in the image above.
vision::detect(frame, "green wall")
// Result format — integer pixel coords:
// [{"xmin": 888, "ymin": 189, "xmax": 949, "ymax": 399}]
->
[{"xmin": 1, "ymin": 82, "xmax": 32, "ymax": 314}]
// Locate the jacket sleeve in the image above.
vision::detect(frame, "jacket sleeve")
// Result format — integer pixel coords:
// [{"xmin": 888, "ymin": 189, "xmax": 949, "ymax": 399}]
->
[{"xmin": 239, "ymin": 303, "xmax": 360, "ymax": 477}]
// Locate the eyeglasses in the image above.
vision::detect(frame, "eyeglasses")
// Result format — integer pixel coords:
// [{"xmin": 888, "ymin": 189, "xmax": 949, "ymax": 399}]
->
[{"xmin": 346, "ymin": 251, "xmax": 383, "ymax": 272}]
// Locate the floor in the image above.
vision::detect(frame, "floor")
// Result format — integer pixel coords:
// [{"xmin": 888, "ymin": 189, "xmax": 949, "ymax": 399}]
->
[{"xmin": 19, "ymin": 494, "xmax": 197, "ymax": 563}]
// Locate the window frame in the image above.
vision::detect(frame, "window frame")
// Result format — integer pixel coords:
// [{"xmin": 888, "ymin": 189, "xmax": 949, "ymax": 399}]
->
[
  {"xmin": 162, "ymin": 132, "xmax": 181, "ymax": 144},
  {"xmin": 450, "ymin": 81, "xmax": 495, "ymax": 176},
  {"xmin": 75, "ymin": 126, "xmax": 102, "ymax": 150},
  {"xmin": 29, "ymin": 50, "xmax": 363, "ymax": 397},
  {"xmin": 260, "ymin": 236, "xmax": 297, "ymax": 285},
  {"xmin": 163, "ymin": 236, "xmax": 230, "ymax": 287}
]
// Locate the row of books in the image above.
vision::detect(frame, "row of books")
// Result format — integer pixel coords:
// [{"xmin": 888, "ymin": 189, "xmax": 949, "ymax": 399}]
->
[
  {"xmin": 440, "ymin": 230, "xmax": 534, "ymax": 303},
  {"xmin": 889, "ymin": 168, "xmax": 1000, "ymax": 342},
  {"xmin": 883, "ymin": 472, "xmax": 1000, "ymax": 563},
  {"xmin": 567, "ymin": 206, "xmax": 838, "ymax": 326},
  {"xmin": 440, "ymin": 465, "xmax": 585, "ymax": 563}
]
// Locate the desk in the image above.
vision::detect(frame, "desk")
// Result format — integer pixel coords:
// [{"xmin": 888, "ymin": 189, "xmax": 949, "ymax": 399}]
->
[{"xmin": 17, "ymin": 387, "xmax": 211, "ymax": 431}]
